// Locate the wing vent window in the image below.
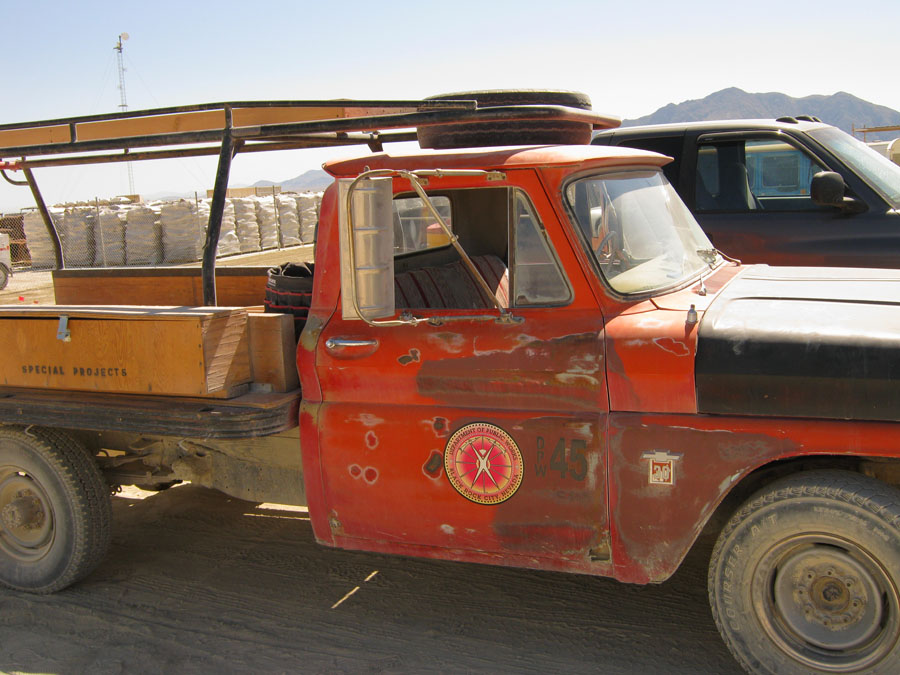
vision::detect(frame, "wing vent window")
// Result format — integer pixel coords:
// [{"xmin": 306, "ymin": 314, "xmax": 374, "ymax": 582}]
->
[{"xmin": 511, "ymin": 190, "xmax": 571, "ymax": 306}]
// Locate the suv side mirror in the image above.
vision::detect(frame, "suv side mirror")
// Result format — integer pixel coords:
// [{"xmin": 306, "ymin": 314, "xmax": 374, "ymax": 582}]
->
[{"xmin": 810, "ymin": 171, "xmax": 867, "ymax": 213}]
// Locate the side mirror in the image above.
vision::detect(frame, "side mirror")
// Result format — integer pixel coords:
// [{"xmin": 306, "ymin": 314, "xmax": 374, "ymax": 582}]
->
[
  {"xmin": 338, "ymin": 177, "xmax": 396, "ymax": 321},
  {"xmin": 810, "ymin": 171, "xmax": 867, "ymax": 213}
]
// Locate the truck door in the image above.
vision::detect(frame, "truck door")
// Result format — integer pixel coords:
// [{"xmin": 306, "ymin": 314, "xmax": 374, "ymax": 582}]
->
[{"xmin": 315, "ymin": 174, "xmax": 610, "ymax": 572}]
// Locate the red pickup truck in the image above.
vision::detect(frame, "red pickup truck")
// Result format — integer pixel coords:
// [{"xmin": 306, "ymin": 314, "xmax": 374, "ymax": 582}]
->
[{"xmin": 1, "ymin": 94, "xmax": 898, "ymax": 675}]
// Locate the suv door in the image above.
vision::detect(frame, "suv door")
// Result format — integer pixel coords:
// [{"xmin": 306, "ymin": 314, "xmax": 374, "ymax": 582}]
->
[{"xmin": 686, "ymin": 132, "xmax": 900, "ymax": 267}]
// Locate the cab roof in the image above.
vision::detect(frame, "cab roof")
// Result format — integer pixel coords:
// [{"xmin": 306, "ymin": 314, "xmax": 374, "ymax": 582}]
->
[{"xmin": 324, "ymin": 143, "xmax": 671, "ymax": 177}]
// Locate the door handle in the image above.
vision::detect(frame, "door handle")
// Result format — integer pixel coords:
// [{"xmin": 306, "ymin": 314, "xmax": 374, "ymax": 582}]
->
[{"xmin": 325, "ymin": 337, "xmax": 379, "ymax": 358}]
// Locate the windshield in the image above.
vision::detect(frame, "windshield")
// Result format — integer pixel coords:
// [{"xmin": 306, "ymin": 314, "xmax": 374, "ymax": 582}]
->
[
  {"xmin": 565, "ymin": 170, "xmax": 716, "ymax": 295},
  {"xmin": 808, "ymin": 127, "xmax": 900, "ymax": 208}
]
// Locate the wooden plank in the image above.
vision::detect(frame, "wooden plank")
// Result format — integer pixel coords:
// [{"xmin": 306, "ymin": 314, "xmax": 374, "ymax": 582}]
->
[
  {"xmin": 52, "ymin": 267, "xmax": 270, "ymax": 306},
  {"xmin": 77, "ymin": 110, "xmax": 225, "ymax": 142},
  {"xmin": 205, "ymin": 310, "xmax": 252, "ymax": 392},
  {"xmin": 0, "ymin": 307, "xmax": 251, "ymax": 397},
  {"xmin": 248, "ymin": 313, "xmax": 299, "ymax": 393},
  {"xmin": 0, "ymin": 124, "xmax": 71, "ymax": 150}
]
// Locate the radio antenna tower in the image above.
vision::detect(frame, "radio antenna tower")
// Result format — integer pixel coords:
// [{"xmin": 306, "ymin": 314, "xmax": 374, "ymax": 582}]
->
[{"xmin": 115, "ymin": 32, "xmax": 135, "ymax": 195}]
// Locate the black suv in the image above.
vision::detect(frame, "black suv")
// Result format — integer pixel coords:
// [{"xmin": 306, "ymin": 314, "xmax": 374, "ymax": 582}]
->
[{"xmin": 592, "ymin": 118, "xmax": 900, "ymax": 267}]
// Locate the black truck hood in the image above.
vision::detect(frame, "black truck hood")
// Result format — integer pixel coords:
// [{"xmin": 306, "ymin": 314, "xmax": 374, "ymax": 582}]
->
[{"xmin": 696, "ymin": 265, "xmax": 900, "ymax": 422}]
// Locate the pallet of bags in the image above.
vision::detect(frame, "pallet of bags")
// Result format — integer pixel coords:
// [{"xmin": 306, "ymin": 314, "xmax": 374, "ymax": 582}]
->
[
  {"xmin": 232, "ymin": 197, "xmax": 260, "ymax": 253},
  {"xmin": 255, "ymin": 196, "xmax": 280, "ymax": 250},
  {"xmin": 95, "ymin": 206, "xmax": 126, "ymax": 266},
  {"xmin": 275, "ymin": 194, "xmax": 301, "ymax": 246},
  {"xmin": 214, "ymin": 198, "xmax": 241, "ymax": 257},
  {"xmin": 22, "ymin": 208, "xmax": 63, "ymax": 268},
  {"xmin": 161, "ymin": 200, "xmax": 206, "ymax": 263},
  {"xmin": 59, "ymin": 207, "xmax": 96, "ymax": 267},
  {"xmin": 125, "ymin": 204, "xmax": 162, "ymax": 265},
  {"xmin": 297, "ymin": 193, "xmax": 320, "ymax": 244}
]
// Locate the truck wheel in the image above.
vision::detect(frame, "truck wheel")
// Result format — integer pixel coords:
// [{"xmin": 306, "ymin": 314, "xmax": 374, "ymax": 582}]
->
[
  {"xmin": 0, "ymin": 426, "xmax": 111, "ymax": 593},
  {"xmin": 417, "ymin": 89, "xmax": 594, "ymax": 149},
  {"xmin": 708, "ymin": 470, "xmax": 900, "ymax": 674}
]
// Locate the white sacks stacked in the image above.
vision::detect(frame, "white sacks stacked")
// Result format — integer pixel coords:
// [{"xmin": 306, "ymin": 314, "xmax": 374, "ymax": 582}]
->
[
  {"xmin": 255, "ymin": 196, "xmax": 280, "ymax": 250},
  {"xmin": 297, "ymin": 193, "xmax": 320, "ymax": 244},
  {"xmin": 160, "ymin": 200, "xmax": 206, "ymax": 263},
  {"xmin": 125, "ymin": 204, "xmax": 162, "ymax": 265},
  {"xmin": 276, "ymin": 195, "xmax": 301, "ymax": 246},
  {"xmin": 216, "ymin": 199, "xmax": 241, "ymax": 257},
  {"xmin": 22, "ymin": 209, "xmax": 63, "ymax": 268},
  {"xmin": 59, "ymin": 207, "xmax": 96, "ymax": 267},
  {"xmin": 95, "ymin": 206, "xmax": 126, "ymax": 266},
  {"xmin": 232, "ymin": 197, "xmax": 260, "ymax": 253}
]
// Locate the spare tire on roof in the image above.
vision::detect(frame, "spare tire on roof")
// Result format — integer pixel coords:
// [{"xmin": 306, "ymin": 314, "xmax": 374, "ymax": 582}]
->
[{"xmin": 417, "ymin": 89, "xmax": 594, "ymax": 150}]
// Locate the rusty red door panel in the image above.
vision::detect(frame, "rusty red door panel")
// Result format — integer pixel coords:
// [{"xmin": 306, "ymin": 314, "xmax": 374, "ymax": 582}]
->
[{"xmin": 315, "ymin": 308, "xmax": 610, "ymax": 572}]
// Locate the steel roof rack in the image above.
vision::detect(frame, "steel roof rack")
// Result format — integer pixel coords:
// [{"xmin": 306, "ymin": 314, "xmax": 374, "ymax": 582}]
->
[{"xmin": 0, "ymin": 96, "xmax": 619, "ymax": 304}]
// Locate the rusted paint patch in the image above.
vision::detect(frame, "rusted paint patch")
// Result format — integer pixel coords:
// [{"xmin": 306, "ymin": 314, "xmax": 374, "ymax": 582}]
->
[
  {"xmin": 420, "ymin": 416, "xmax": 449, "ymax": 438},
  {"xmin": 417, "ymin": 333, "xmax": 602, "ymax": 411},
  {"xmin": 353, "ymin": 413, "xmax": 385, "ymax": 428},
  {"xmin": 365, "ymin": 430, "xmax": 378, "ymax": 449},
  {"xmin": 423, "ymin": 450, "xmax": 443, "ymax": 479},
  {"xmin": 424, "ymin": 332, "xmax": 466, "ymax": 354},
  {"xmin": 653, "ymin": 337, "xmax": 690, "ymax": 357},
  {"xmin": 348, "ymin": 463, "xmax": 379, "ymax": 485},
  {"xmin": 398, "ymin": 348, "xmax": 421, "ymax": 366}
]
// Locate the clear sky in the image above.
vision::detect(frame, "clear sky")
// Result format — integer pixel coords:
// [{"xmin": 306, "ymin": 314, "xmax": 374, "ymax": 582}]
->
[{"xmin": 2, "ymin": 0, "xmax": 898, "ymax": 212}]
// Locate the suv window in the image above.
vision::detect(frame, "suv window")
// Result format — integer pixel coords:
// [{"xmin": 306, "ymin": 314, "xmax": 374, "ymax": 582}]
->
[{"xmin": 696, "ymin": 139, "xmax": 826, "ymax": 212}]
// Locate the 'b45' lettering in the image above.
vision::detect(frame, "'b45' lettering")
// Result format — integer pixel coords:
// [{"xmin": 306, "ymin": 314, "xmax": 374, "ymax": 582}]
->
[{"xmin": 535, "ymin": 437, "xmax": 588, "ymax": 481}]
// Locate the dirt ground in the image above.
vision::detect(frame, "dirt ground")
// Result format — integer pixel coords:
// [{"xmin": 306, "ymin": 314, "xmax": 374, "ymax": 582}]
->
[{"xmin": 0, "ymin": 484, "xmax": 741, "ymax": 674}]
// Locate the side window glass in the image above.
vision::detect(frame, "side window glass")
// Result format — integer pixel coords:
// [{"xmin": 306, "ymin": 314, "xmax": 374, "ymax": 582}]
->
[
  {"xmin": 696, "ymin": 139, "xmax": 826, "ymax": 212},
  {"xmin": 511, "ymin": 190, "xmax": 571, "ymax": 306},
  {"xmin": 745, "ymin": 139, "xmax": 826, "ymax": 210},
  {"xmin": 392, "ymin": 196, "xmax": 451, "ymax": 255}
]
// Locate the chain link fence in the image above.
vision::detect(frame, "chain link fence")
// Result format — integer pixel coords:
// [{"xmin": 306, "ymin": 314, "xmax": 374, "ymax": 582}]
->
[
  {"xmin": 0, "ymin": 213, "xmax": 30, "ymax": 266},
  {"xmin": 15, "ymin": 192, "xmax": 321, "ymax": 270}
]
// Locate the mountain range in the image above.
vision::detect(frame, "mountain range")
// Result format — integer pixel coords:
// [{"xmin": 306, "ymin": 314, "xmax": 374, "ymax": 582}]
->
[
  {"xmin": 624, "ymin": 87, "xmax": 900, "ymax": 139},
  {"xmin": 254, "ymin": 89, "xmax": 900, "ymax": 189}
]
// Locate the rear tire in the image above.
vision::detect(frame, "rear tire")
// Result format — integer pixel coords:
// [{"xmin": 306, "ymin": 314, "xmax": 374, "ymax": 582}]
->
[
  {"xmin": 417, "ymin": 89, "xmax": 594, "ymax": 150},
  {"xmin": 0, "ymin": 426, "xmax": 111, "ymax": 593},
  {"xmin": 708, "ymin": 470, "xmax": 900, "ymax": 674}
]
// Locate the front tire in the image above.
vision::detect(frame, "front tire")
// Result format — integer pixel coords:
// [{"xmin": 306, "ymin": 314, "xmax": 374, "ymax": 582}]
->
[
  {"xmin": 709, "ymin": 470, "xmax": 900, "ymax": 674},
  {"xmin": 0, "ymin": 426, "xmax": 111, "ymax": 593}
]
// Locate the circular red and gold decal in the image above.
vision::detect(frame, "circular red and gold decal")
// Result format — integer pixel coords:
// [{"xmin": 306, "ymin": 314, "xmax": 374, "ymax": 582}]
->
[{"xmin": 444, "ymin": 423, "xmax": 523, "ymax": 504}]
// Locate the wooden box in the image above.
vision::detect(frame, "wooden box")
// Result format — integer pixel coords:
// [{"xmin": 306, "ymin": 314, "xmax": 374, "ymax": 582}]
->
[
  {"xmin": 0, "ymin": 306, "xmax": 250, "ymax": 397},
  {"xmin": 247, "ymin": 312, "xmax": 299, "ymax": 393}
]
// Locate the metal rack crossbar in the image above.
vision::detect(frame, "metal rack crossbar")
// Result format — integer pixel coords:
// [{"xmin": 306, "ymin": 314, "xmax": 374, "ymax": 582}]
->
[{"xmin": 0, "ymin": 97, "xmax": 619, "ymax": 304}]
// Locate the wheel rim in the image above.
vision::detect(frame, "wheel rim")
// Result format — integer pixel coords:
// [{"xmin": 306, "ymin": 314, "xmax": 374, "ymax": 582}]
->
[
  {"xmin": 0, "ymin": 466, "xmax": 55, "ymax": 561},
  {"xmin": 754, "ymin": 533, "xmax": 900, "ymax": 672}
]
